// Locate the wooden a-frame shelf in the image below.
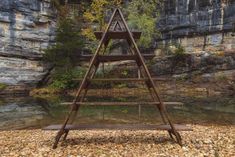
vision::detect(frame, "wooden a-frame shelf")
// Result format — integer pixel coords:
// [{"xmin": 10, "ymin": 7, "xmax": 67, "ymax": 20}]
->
[{"xmin": 45, "ymin": 8, "xmax": 191, "ymax": 149}]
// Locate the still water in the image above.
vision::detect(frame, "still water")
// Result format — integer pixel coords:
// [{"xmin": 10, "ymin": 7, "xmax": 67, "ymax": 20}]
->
[{"xmin": 0, "ymin": 95, "xmax": 234, "ymax": 130}]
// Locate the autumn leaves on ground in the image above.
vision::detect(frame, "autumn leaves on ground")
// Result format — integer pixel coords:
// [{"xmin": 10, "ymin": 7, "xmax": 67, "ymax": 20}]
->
[{"xmin": 0, "ymin": 125, "xmax": 234, "ymax": 157}]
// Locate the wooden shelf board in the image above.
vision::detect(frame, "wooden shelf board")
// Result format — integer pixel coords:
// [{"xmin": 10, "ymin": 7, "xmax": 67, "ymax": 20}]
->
[
  {"xmin": 43, "ymin": 124, "xmax": 192, "ymax": 131},
  {"xmin": 94, "ymin": 31, "xmax": 142, "ymax": 40},
  {"xmin": 79, "ymin": 54, "xmax": 155, "ymax": 62},
  {"xmin": 61, "ymin": 102, "xmax": 183, "ymax": 106}
]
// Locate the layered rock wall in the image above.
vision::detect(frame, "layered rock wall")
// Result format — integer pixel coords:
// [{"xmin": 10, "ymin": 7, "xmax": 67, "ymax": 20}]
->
[
  {"xmin": 0, "ymin": 0, "xmax": 56, "ymax": 88},
  {"xmin": 150, "ymin": 52, "xmax": 235, "ymax": 76},
  {"xmin": 0, "ymin": 0, "xmax": 234, "ymax": 94},
  {"xmin": 157, "ymin": 0, "xmax": 235, "ymax": 52}
]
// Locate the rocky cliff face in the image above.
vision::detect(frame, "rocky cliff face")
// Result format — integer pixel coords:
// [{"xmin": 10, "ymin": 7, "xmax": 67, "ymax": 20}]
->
[
  {"xmin": 0, "ymin": 0, "xmax": 56, "ymax": 91},
  {"xmin": 157, "ymin": 0, "xmax": 235, "ymax": 52},
  {"xmin": 0, "ymin": 0, "xmax": 234, "ymax": 94}
]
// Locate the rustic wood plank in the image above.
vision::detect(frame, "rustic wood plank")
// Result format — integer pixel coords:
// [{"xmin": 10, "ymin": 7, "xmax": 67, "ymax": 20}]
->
[
  {"xmin": 43, "ymin": 124, "xmax": 192, "ymax": 131},
  {"xmin": 98, "ymin": 55, "xmax": 137, "ymax": 62},
  {"xmin": 94, "ymin": 31, "xmax": 142, "ymax": 40},
  {"xmin": 79, "ymin": 54, "xmax": 155, "ymax": 62}
]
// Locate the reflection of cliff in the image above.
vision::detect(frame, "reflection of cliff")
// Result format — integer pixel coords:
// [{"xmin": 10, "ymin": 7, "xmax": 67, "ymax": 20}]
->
[
  {"xmin": 0, "ymin": 0, "xmax": 56, "ymax": 87},
  {"xmin": 0, "ymin": 96, "xmax": 70, "ymax": 130},
  {"xmin": 157, "ymin": 0, "xmax": 235, "ymax": 52},
  {"xmin": 0, "ymin": 97, "xmax": 46, "ymax": 130}
]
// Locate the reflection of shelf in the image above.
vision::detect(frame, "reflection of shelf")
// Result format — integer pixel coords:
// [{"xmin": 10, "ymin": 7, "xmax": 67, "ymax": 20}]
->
[
  {"xmin": 44, "ymin": 124, "xmax": 192, "ymax": 131},
  {"xmin": 73, "ymin": 78, "xmax": 171, "ymax": 82},
  {"xmin": 61, "ymin": 102, "xmax": 184, "ymax": 106}
]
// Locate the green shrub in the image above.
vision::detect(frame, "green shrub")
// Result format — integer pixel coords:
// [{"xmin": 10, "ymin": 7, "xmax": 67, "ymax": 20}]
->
[
  {"xmin": 121, "ymin": 70, "xmax": 129, "ymax": 77},
  {"xmin": 50, "ymin": 68, "xmax": 86, "ymax": 90},
  {"xmin": 174, "ymin": 44, "xmax": 186, "ymax": 57},
  {"xmin": 217, "ymin": 74, "xmax": 227, "ymax": 81},
  {"xmin": 0, "ymin": 83, "xmax": 7, "ymax": 90},
  {"xmin": 43, "ymin": 8, "xmax": 85, "ymax": 90},
  {"xmin": 43, "ymin": 18, "xmax": 83, "ymax": 68},
  {"xmin": 116, "ymin": 83, "xmax": 127, "ymax": 88},
  {"xmin": 171, "ymin": 44, "xmax": 187, "ymax": 64},
  {"xmin": 126, "ymin": 0, "xmax": 161, "ymax": 48}
]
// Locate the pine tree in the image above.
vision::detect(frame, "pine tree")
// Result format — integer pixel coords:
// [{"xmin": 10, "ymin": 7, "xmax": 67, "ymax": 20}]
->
[{"xmin": 43, "ymin": 3, "xmax": 85, "ymax": 89}]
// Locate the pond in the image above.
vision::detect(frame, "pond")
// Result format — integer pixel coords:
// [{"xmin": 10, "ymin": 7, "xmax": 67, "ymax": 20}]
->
[{"xmin": 0, "ymin": 95, "xmax": 234, "ymax": 130}]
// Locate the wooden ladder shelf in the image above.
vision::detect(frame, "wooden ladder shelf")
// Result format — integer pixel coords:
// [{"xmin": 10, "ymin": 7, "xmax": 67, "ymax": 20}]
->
[{"xmin": 44, "ymin": 8, "xmax": 191, "ymax": 149}]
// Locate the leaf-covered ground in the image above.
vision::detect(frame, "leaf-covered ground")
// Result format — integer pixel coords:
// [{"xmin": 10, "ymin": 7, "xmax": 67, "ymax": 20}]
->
[{"xmin": 0, "ymin": 125, "xmax": 234, "ymax": 157}]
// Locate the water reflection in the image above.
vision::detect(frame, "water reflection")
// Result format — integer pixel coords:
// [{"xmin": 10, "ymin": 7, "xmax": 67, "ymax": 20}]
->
[{"xmin": 0, "ymin": 95, "xmax": 234, "ymax": 130}]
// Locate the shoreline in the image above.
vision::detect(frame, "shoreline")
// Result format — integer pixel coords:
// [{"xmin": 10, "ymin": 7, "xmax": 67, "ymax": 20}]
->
[
  {"xmin": 0, "ymin": 124, "xmax": 234, "ymax": 156},
  {"xmin": 1, "ymin": 122, "xmax": 235, "ymax": 131}
]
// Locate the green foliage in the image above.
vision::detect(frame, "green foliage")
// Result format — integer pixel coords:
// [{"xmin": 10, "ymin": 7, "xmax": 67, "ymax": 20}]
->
[
  {"xmin": 146, "ymin": 59, "xmax": 156, "ymax": 67},
  {"xmin": 159, "ymin": 43, "xmax": 186, "ymax": 56},
  {"xmin": 82, "ymin": 0, "xmax": 123, "ymax": 51},
  {"xmin": 43, "ymin": 4, "xmax": 85, "ymax": 90},
  {"xmin": 30, "ymin": 87, "xmax": 61, "ymax": 96},
  {"xmin": 175, "ymin": 74, "xmax": 189, "ymax": 81},
  {"xmin": 129, "ymin": 14, "xmax": 156, "ymax": 48},
  {"xmin": 121, "ymin": 70, "xmax": 129, "ymax": 77},
  {"xmin": 169, "ymin": 44, "xmax": 188, "ymax": 73},
  {"xmin": 44, "ymin": 0, "xmax": 163, "ymax": 89},
  {"xmin": 0, "ymin": 83, "xmax": 7, "ymax": 90},
  {"xmin": 50, "ymin": 68, "xmax": 86, "ymax": 90},
  {"xmin": 82, "ymin": 0, "xmax": 122, "ymax": 31},
  {"xmin": 217, "ymin": 74, "xmax": 227, "ymax": 81},
  {"xmin": 82, "ymin": 0, "xmax": 162, "ymax": 50},
  {"xmin": 122, "ymin": 109, "xmax": 128, "ymax": 114},
  {"xmin": 50, "ymin": 0, "xmax": 61, "ymax": 10},
  {"xmin": 174, "ymin": 44, "xmax": 186, "ymax": 56},
  {"xmin": 116, "ymin": 83, "xmax": 127, "ymax": 88},
  {"xmin": 126, "ymin": 0, "xmax": 161, "ymax": 48},
  {"xmin": 44, "ymin": 18, "xmax": 83, "ymax": 68}
]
